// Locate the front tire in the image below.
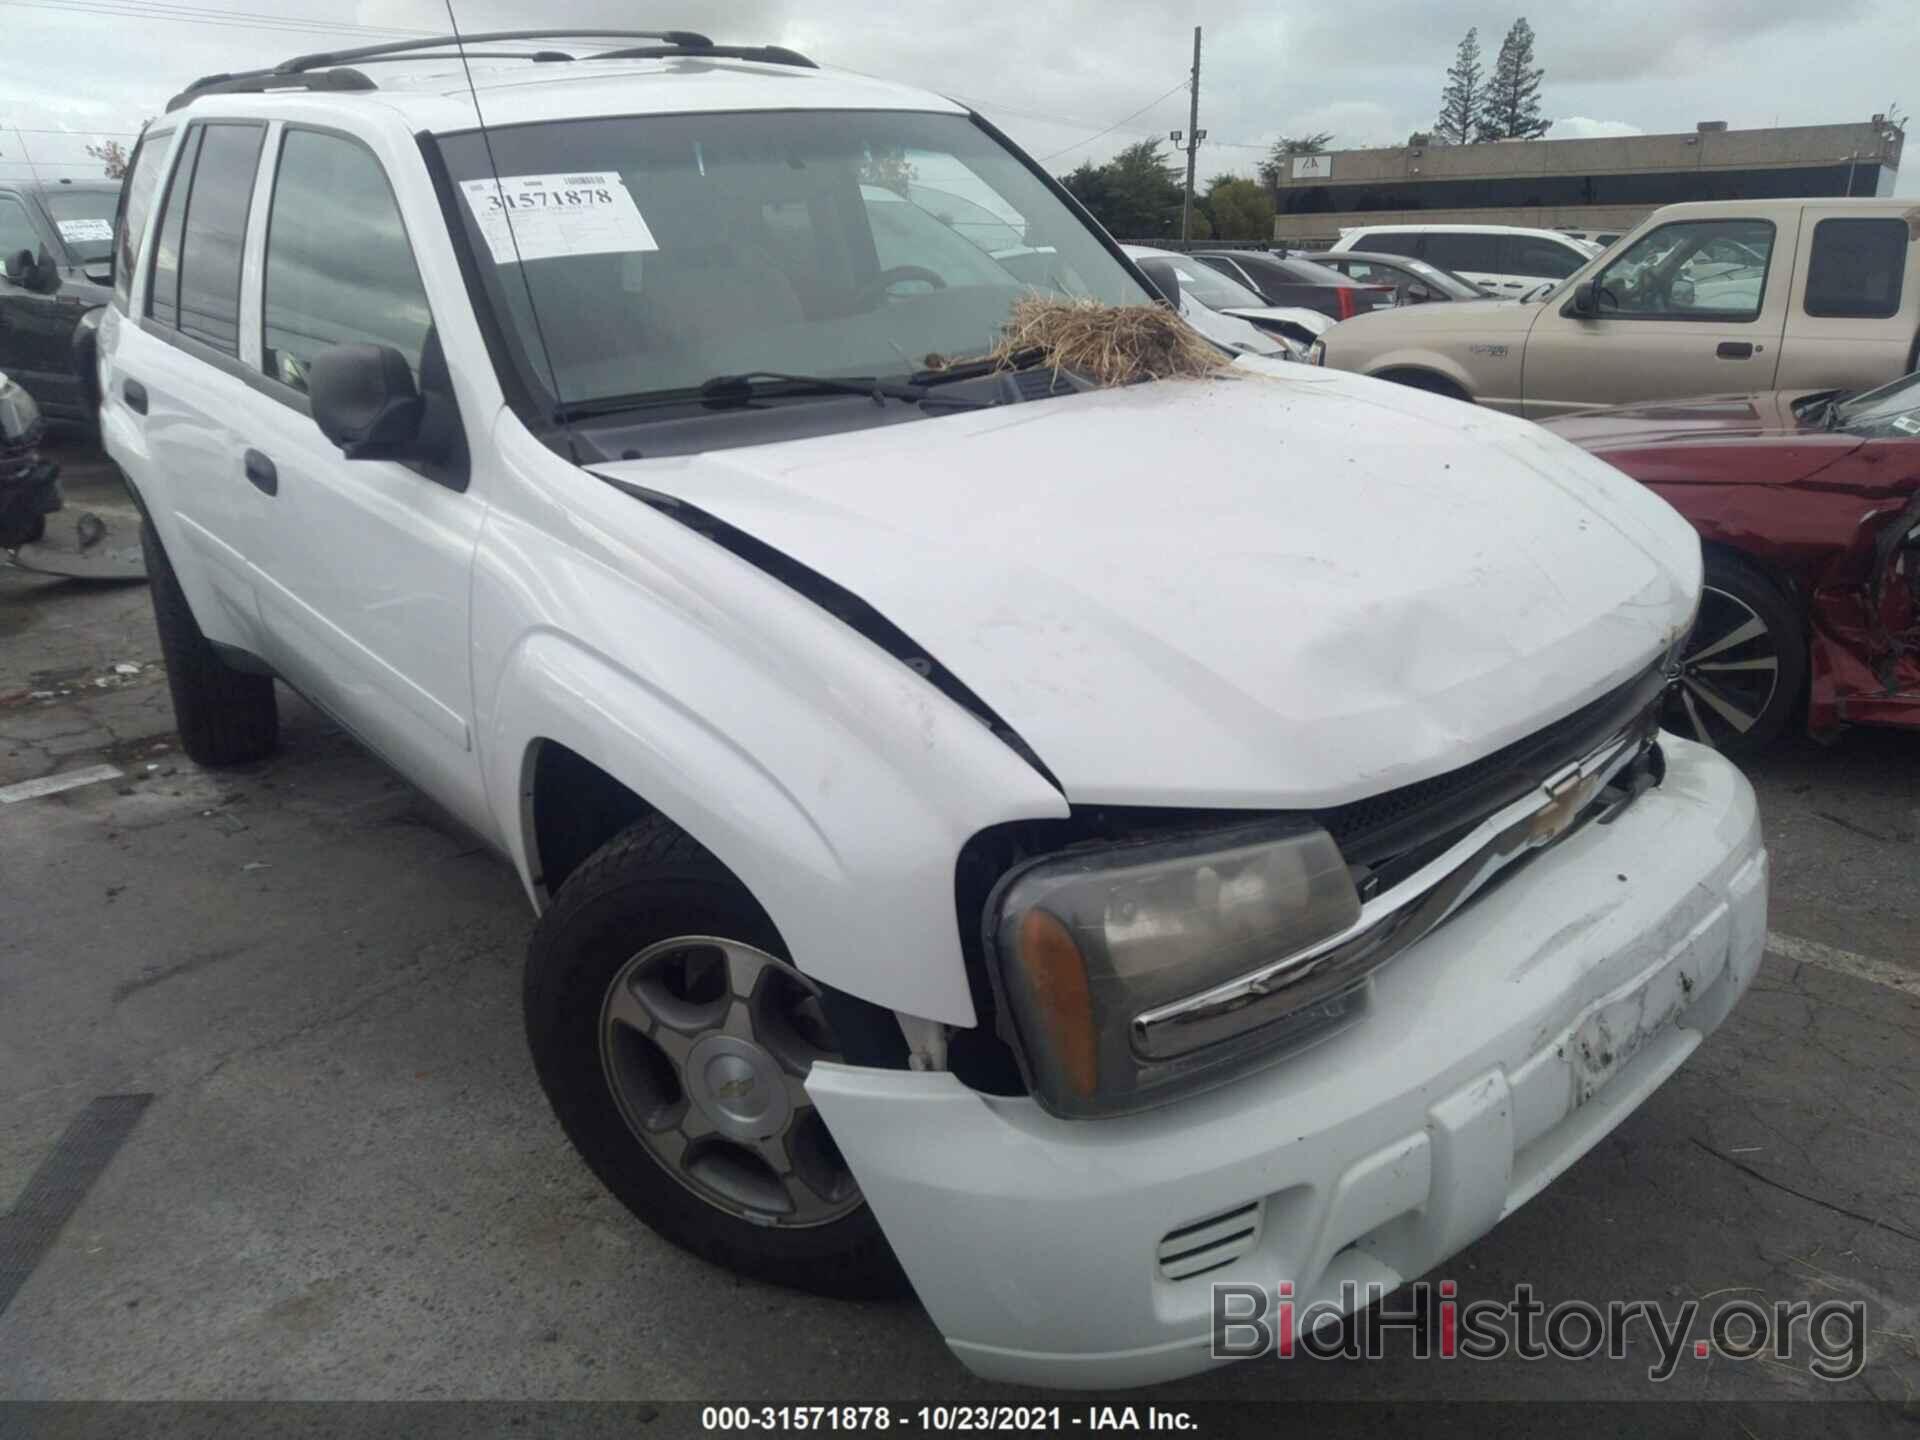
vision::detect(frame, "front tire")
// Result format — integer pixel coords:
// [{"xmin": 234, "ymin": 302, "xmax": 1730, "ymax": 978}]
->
[
  {"xmin": 1665, "ymin": 551, "xmax": 1804, "ymax": 758},
  {"xmin": 523, "ymin": 818, "xmax": 907, "ymax": 1298},
  {"xmin": 141, "ymin": 518, "xmax": 279, "ymax": 767}
]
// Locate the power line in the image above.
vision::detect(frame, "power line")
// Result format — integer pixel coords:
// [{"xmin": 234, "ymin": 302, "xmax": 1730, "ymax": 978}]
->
[
  {"xmin": 1034, "ymin": 78, "xmax": 1192, "ymax": 162},
  {"xmin": 0, "ymin": 0, "xmax": 434, "ymax": 39}
]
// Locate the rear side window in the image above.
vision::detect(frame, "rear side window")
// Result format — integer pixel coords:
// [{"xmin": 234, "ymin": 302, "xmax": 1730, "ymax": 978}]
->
[
  {"xmin": 175, "ymin": 122, "xmax": 266, "ymax": 354},
  {"xmin": 1424, "ymin": 233, "xmax": 1494, "ymax": 274},
  {"xmin": 1352, "ymin": 232, "xmax": 1420, "ymax": 258},
  {"xmin": 112, "ymin": 128, "xmax": 173, "ymax": 311},
  {"xmin": 146, "ymin": 126, "xmax": 202, "ymax": 329},
  {"xmin": 1804, "ymin": 218, "xmax": 1908, "ymax": 319},
  {"xmin": 261, "ymin": 129, "xmax": 432, "ymax": 392}
]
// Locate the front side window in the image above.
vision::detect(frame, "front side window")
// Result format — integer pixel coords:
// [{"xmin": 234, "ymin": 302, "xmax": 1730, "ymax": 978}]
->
[
  {"xmin": 1503, "ymin": 236, "xmax": 1583, "ymax": 279},
  {"xmin": 1593, "ymin": 220, "xmax": 1776, "ymax": 322},
  {"xmin": 112, "ymin": 129, "xmax": 173, "ymax": 309},
  {"xmin": 1804, "ymin": 217, "xmax": 1908, "ymax": 319},
  {"xmin": 0, "ymin": 196, "xmax": 39, "ymax": 259},
  {"xmin": 434, "ymin": 109, "xmax": 1153, "ymax": 417},
  {"xmin": 175, "ymin": 122, "xmax": 266, "ymax": 354},
  {"xmin": 262, "ymin": 129, "xmax": 432, "ymax": 392}
]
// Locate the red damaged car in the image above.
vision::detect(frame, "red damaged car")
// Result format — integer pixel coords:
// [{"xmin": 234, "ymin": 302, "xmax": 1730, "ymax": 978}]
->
[{"xmin": 1547, "ymin": 375, "xmax": 1920, "ymax": 755}]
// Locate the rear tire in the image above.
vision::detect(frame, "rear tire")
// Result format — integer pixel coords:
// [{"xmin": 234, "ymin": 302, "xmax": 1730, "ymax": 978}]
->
[
  {"xmin": 1665, "ymin": 551, "xmax": 1804, "ymax": 758},
  {"xmin": 141, "ymin": 518, "xmax": 279, "ymax": 766},
  {"xmin": 524, "ymin": 817, "xmax": 908, "ymax": 1299}
]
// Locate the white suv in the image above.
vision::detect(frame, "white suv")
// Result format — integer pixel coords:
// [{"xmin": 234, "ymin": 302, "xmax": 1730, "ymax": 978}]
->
[
  {"xmin": 99, "ymin": 30, "xmax": 1765, "ymax": 1389},
  {"xmin": 1329, "ymin": 223, "xmax": 1599, "ymax": 296}
]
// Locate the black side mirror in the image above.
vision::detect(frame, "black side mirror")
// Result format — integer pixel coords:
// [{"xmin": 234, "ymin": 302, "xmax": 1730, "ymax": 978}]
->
[
  {"xmin": 1565, "ymin": 279, "xmax": 1598, "ymax": 317},
  {"xmin": 308, "ymin": 344, "xmax": 423, "ymax": 459},
  {"xmin": 3, "ymin": 248, "xmax": 34, "ymax": 285},
  {"xmin": 1138, "ymin": 258, "xmax": 1182, "ymax": 308}
]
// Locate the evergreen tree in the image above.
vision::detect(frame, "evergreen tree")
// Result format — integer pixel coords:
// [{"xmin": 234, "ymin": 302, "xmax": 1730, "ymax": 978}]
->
[
  {"xmin": 1435, "ymin": 29, "xmax": 1484, "ymax": 147},
  {"xmin": 1479, "ymin": 18, "xmax": 1550, "ymax": 141}
]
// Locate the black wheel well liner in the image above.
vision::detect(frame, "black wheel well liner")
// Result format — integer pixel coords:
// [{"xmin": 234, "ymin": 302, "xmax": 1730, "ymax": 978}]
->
[
  {"xmin": 523, "ymin": 738, "xmax": 910, "ymax": 1069},
  {"xmin": 1372, "ymin": 365, "xmax": 1471, "ymax": 399}
]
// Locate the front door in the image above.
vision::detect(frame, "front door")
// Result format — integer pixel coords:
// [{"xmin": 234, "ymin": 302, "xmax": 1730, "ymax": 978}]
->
[
  {"xmin": 1520, "ymin": 216, "xmax": 1790, "ymax": 419},
  {"xmin": 237, "ymin": 125, "xmax": 484, "ymax": 820}
]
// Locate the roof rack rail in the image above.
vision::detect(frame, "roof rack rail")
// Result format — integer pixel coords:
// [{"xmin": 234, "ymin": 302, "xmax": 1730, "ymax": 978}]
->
[{"xmin": 165, "ymin": 29, "xmax": 813, "ymax": 112}]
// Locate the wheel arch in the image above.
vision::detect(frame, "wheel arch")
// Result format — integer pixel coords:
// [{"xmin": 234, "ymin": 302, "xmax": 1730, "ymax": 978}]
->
[{"xmin": 1368, "ymin": 364, "xmax": 1475, "ymax": 402}]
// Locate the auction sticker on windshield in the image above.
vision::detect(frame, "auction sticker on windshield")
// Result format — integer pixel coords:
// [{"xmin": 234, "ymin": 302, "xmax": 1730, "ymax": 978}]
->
[
  {"xmin": 459, "ymin": 171, "xmax": 658, "ymax": 264},
  {"xmin": 56, "ymin": 218, "xmax": 113, "ymax": 243}
]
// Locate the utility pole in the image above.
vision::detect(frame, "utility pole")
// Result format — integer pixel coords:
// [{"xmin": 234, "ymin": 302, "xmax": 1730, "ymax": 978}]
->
[{"xmin": 1179, "ymin": 27, "xmax": 1202, "ymax": 242}]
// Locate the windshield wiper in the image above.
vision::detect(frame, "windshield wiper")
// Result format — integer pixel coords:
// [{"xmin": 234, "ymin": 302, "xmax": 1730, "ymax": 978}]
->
[
  {"xmin": 554, "ymin": 371, "xmax": 990, "ymax": 423},
  {"xmin": 908, "ymin": 347, "xmax": 1050, "ymax": 387}
]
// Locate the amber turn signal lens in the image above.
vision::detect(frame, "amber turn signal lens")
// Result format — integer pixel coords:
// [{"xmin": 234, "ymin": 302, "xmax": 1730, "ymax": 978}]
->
[{"xmin": 1017, "ymin": 909, "xmax": 1099, "ymax": 1097}]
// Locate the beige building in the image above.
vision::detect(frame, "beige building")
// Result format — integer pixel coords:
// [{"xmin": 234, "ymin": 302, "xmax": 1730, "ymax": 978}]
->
[{"xmin": 1269, "ymin": 118, "xmax": 1905, "ymax": 247}]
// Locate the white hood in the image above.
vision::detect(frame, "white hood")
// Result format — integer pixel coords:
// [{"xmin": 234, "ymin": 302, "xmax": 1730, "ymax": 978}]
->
[{"xmin": 595, "ymin": 363, "xmax": 1700, "ymax": 808}]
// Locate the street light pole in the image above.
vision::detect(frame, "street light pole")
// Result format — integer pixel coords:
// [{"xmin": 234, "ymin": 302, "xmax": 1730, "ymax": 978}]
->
[{"xmin": 1180, "ymin": 26, "xmax": 1201, "ymax": 243}]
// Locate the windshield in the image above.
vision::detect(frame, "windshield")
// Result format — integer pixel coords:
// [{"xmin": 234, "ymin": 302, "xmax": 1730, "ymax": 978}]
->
[
  {"xmin": 1834, "ymin": 371, "xmax": 1920, "ymax": 438},
  {"xmin": 43, "ymin": 190, "xmax": 117, "ymax": 263},
  {"xmin": 435, "ymin": 110, "xmax": 1152, "ymax": 415}
]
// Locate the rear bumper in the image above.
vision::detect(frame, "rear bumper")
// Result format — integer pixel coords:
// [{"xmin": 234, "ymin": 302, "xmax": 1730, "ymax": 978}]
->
[{"xmin": 808, "ymin": 736, "xmax": 1766, "ymax": 1389}]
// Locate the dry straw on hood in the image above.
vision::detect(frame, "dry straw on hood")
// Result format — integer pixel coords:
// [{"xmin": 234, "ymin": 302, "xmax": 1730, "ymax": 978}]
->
[{"xmin": 940, "ymin": 296, "xmax": 1229, "ymax": 388}]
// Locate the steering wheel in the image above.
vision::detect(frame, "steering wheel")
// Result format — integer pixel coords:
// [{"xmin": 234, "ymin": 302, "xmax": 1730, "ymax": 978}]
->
[{"xmin": 856, "ymin": 265, "xmax": 947, "ymax": 307}]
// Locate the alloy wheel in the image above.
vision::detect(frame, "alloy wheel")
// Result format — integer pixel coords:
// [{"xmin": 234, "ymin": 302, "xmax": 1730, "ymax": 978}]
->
[
  {"xmin": 598, "ymin": 936, "xmax": 861, "ymax": 1228},
  {"xmin": 1665, "ymin": 584, "xmax": 1782, "ymax": 749}
]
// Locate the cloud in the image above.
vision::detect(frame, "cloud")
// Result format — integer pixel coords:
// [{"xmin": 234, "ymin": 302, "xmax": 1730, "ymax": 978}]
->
[{"xmin": 1549, "ymin": 117, "xmax": 1646, "ymax": 140}]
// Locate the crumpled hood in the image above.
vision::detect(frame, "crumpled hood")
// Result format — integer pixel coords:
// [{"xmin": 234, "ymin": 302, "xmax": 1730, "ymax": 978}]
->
[{"xmin": 595, "ymin": 362, "xmax": 1700, "ymax": 808}]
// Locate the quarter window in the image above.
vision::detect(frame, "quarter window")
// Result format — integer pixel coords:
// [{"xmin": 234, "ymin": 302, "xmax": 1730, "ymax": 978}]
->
[
  {"xmin": 1592, "ymin": 220, "xmax": 1776, "ymax": 322},
  {"xmin": 175, "ymin": 122, "xmax": 266, "ymax": 355},
  {"xmin": 261, "ymin": 129, "xmax": 432, "ymax": 392},
  {"xmin": 112, "ymin": 128, "xmax": 173, "ymax": 310},
  {"xmin": 1804, "ymin": 217, "xmax": 1908, "ymax": 319}
]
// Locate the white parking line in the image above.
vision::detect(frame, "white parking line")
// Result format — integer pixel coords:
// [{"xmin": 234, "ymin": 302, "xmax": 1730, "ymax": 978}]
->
[
  {"xmin": 0, "ymin": 763, "xmax": 124, "ymax": 805},
  {"xmin": 1766, "ymin": 931, "xmax": 1920, "ymax": 998}
]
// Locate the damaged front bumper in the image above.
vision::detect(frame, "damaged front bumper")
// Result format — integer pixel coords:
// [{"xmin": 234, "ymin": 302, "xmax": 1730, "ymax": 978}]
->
[{"xmin": 808, "ymin": 735, "xmax": 1766, "ymax": 1388}]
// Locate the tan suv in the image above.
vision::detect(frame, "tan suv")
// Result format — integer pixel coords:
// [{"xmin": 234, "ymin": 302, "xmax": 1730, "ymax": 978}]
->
[{"xmin": 1311, "ymin": 198, "xmax": 1920, "ymax": 417}]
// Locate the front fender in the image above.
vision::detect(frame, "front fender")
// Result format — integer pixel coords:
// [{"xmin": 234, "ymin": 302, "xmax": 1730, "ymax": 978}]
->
[
  {"xmin": 1358, "ymin": 345, "xmax": 1489, "ymax": 402},
  {"xmin": 475, "ymin": 418, "xmax": 1068, "ymax": 1027}
]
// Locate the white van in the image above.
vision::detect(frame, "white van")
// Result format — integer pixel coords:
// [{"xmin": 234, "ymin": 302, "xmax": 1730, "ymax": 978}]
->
[{"xmin": 1330, "ymin": 223, "xmax": 1600, "ymax": 296}]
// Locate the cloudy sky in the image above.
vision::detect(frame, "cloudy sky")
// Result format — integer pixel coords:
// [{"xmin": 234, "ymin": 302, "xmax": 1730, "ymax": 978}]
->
[{"xmin": 2, "ymin": 0, "xmax": 1914, "ymax": 193}]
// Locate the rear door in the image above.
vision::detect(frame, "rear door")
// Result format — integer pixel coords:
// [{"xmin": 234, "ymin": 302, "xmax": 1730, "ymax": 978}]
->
[
  {"xmin": 1518, "ymin": 215, "xmax": 1791, "ymax": 418},
  {"xmin": 123, "ymin": 120, "xmax": 275, "ymax": 646},
  {"xmin": 1778, "ymin": 212, "xmax": 1920, "ymax": 394}
]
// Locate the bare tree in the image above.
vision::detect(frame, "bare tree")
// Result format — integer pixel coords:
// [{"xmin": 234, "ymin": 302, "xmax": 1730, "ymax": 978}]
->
[{"xmin": 86, "ymin": 139, "xmax": 130, "ymax": 179}]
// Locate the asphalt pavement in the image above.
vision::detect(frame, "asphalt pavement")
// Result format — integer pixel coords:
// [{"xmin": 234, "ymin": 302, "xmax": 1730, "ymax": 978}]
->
[{"xmin": 1, "ymin": 442, "xmax": 1916, "ymax": 1428}]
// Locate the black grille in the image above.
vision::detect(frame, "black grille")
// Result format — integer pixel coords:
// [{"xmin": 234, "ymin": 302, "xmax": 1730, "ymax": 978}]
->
[{"xmin": 1318, "ymin": 657, "xmax": 1668, "ymax": 868}]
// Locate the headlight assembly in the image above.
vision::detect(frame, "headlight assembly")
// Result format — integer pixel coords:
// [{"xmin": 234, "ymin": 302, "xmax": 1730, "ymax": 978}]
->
[
  {"xmin": 1306, "ymin": 339, "xmax": 1327, "ymax": 366},
  {"xmin": 986, "ymin": 822, "xmax": 1362, "ymax": 1118}
]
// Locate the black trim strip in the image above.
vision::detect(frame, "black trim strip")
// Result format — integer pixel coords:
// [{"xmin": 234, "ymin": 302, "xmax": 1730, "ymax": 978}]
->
[
  {"xmin": 1159, "ymin": 1227, "xmax": 1257, "ymax": 1269},
  {"xmin": 597, "ymin": 474, "xmax": 1063, "ymax": 794}
]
